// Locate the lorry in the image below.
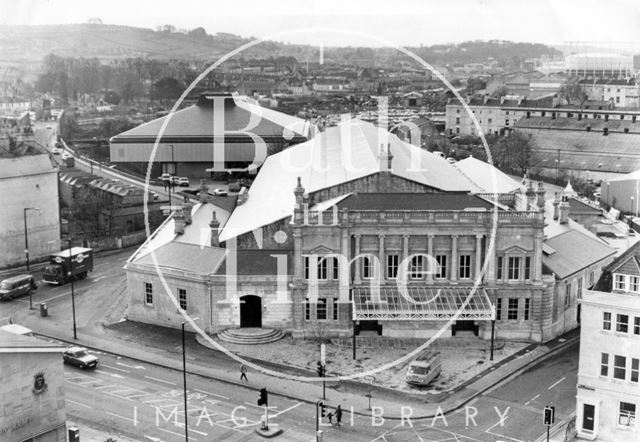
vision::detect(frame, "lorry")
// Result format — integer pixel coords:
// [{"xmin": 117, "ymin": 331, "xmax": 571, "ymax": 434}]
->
[{"xmin": 42, "ymin": 247, "xmax": 94, "ymax": 285}]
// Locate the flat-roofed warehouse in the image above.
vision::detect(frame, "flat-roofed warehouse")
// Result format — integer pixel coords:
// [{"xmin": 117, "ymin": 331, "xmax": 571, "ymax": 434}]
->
[{"xmin": 109, "ymin": 92, "xmax": 314, "ymax": 178}]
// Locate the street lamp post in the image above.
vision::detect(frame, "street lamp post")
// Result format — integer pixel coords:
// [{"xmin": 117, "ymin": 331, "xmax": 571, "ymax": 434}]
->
[
  {"xmin": 68, "ymin": 239, "xmax": 77, "ymax": 340},
  {"xmin": 182, "ymin": 323, "xmax": 189, "ymax": 442},
  {"xmin": 24, "ymin": 207, "xmax": 41, "ymax": 310},
  {"xmin": 170, "ymin": 144, "xmax": 176, "ymax": 177}
]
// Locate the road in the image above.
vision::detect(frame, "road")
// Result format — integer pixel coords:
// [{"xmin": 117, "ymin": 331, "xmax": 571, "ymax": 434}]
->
[{"xmin": 3, "ymin": 243, "xmax": 580, "ymax": 441}]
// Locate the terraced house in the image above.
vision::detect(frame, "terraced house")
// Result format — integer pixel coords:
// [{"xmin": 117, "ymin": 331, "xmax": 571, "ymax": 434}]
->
[{"xmin": 124, "ymin": 120, "xmax": 612, "ymax": 344}]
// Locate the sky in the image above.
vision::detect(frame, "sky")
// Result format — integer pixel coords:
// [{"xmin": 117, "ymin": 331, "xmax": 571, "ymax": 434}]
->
[{"xmin": 4, "ymin": 0, "xmax": 640, "ymax": 49}]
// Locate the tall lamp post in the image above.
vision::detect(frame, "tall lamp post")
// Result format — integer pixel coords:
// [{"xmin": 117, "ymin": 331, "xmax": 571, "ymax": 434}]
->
[
  {"xmin": 170, "ymin": 144, "xmax": 176, "ymax": 176},
  {"xmin": 24, "ymin": 207, "xmax": 41, "ymax": 310},
  {"xmin": 68, "ymin": 239, "xmax": 77, "ymax": 340},
  {"xmin": 182, "ymin": 323, "xmax": 189, "ymax": 442}
]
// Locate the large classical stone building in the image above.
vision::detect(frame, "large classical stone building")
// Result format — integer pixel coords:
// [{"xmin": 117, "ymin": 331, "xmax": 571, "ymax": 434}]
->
[{"xmin": 124, "ymin": 120, "xmax": 613, "ymax": 343}]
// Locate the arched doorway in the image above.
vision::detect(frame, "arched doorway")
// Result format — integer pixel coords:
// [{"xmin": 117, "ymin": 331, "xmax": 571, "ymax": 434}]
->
[{"xmin": 240, "ymin": 295, "xmax": 262, "ymax": 328}]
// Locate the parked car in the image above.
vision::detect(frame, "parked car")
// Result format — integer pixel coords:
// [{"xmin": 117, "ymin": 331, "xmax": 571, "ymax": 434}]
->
[
  {"xmin": 432, "ymin": 151, "xmax": 446, "ymax": 159},
  {"xmin": 446, "ymin": 157, "xmax": 457, "ymax": 164},
  {"xmin": 0, "ymin": 274, "xmax": 36, "ymax": 301},
  {"xmin": 159, "ymin": 173, "xmax": 173, "ymax": 183},
  {"xmin": 62, "ymin": 347, "xmax": 98, "ymax": 369},
  {"xmin": 61, "ymin": 151, "xmax": 73, "ymax": 160},
  {"xmin": 214, "ymin": 188, "xmax": 228, "ymax": 196},
  {"xmin": 405, "ymin": 351, "xmax": 441, "ymax": 387},
  {"xmin": 51, "ymin": 147, "xmax": 62, "ymax": 155},
  {"xmin": 177, "ymin": 177, "xmax": 190, "ymax": 187}
]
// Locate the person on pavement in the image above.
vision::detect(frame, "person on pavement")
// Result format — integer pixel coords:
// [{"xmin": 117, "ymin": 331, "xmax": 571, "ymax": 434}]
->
[
  {"xmin": 240, "ymin": 363, "xmax": 248, "ymax": 381},
  {"xmin": 336, "ymin": 405, "xmax": 342, "ymax": 426}
]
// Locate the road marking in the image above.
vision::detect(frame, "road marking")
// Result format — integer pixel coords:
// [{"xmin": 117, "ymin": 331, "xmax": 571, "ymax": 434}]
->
[
  {"xmin": 106, "ymin": 411, "xmax": 135, "ymax": 423},
  {"xmin": 117, "ymin": 361, "xmax": 146, "ymax": 370},
  {"xmin": 485, "ymin": 416, "xmax": 525, "ymax": 442},
  {"xmin": 194, "ymin": 388, "xmax": 229, "ymax": 400},
  {"xmin": 244, "ymin": 401, "xmax": 277, "ymax": 410},
  {"xmin": 525, "ymin": 393, "xmax": 541, "ymax": 406},
  {"xmin": 175, "ymin": 422, "xmax": 209, "ymax": 436},
  {"xmin": 270, "ymin": 402, "xmax": 303, "ymax": 418},
  {"xmin": 67, "ymin": 399, "xmax": 91, "ymax": 408},
  {"xmin": 96, "ymin": 369, "xmax": 124, "ymax": 379},
  {"xmin": 548, "ymin": 376, "xmax": 566, "ymax": 390},
  {"xmin": 158, "ymin": 427, "xmax": 197, "ymax": 441},
  {"xmin": 102, "ymin": 364, "xmax": 130, "ymax": 373},
  {"xmin": 91, "ymin": 276, "xmax": 106, "ymax": 283},
  {"xmin": 145, "ymin": 376, "xmax": 177, "ymax": 386}
]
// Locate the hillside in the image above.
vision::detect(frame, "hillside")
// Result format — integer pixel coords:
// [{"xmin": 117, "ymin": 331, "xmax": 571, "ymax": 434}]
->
[{"xmin": 0, "ymin": 23, "xmax": 561, "ymax": 68}]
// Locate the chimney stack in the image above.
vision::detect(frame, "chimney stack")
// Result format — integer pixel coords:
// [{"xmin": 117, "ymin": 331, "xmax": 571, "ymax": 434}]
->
[
  {"xmin": 552, "ymin": 192, "xmax": 560, "ymax": 220},
  {"xmin": 536, "ymin": 181, "xmax": 546, "ymax": 210},
  {"xmin": 199, "ymin": 179, "xmax": 209, "ymax": 203},
  {"xmin": 559, "ymin": 195, "xmax": 570, "ymax": 224},
  {"xmin": 378, "ymin": 143, "xmax": 393, "ymax": 171},
  {"xmin": 526, "ymin": 180, "xmax": 537, "ymax": 210},
  {"xmin": 210, "ymin": 210, "xmax": 220, "ymax": 247},
  {"xmin": 174, "ymin": 210, "xmax": 186, "ymax": 235}
]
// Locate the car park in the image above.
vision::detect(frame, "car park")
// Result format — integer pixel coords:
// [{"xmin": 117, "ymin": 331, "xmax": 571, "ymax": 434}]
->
[
  {"xmin": 0, "ymin": 274, "xmax": 36, "ymax": 301},
  {"xmin": 62, "ymin": 347, "xmax": 98, "ymax": 369}
]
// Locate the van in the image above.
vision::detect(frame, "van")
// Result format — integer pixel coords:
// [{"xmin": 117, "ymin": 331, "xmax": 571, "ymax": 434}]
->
[
  {"xmin": 0, "ymin": 274, "xmax": 36, "ymax": 301},
  {"xmin": 405, "ymin": 351, "xmax": 441, "ymax": 387}
]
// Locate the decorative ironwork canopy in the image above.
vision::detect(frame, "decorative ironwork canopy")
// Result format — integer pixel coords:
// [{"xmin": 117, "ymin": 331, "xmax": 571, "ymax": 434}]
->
[{"xmin": 351, "ymin": 286, "xmax": 494, "ymax": 321}]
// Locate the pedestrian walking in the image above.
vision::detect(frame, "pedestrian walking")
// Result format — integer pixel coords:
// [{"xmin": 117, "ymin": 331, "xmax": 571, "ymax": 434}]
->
[
  {"xmin": 240, "ymin": 363, "xmax": 248, "ymax": 381},
  {"xmin": 335, "ymin": 405, "xmax": 342, "ymax": 426},
  {"xmin": 327, "ymin": 411, "xmax": 333, "ymax": 425}
]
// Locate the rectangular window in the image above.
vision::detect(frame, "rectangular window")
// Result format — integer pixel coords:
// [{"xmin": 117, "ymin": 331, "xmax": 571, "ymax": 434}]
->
[
  {"xmin": 508, "ymin": 257, "xmax": 520, "ymax": 280},
  {"xmin": 305, "ymin": 298, "xmax": 310, "ymax": 320},
  {"xmin": 524, "ymin": 257, "xmax": 531, "ymax": 280},
  {"xmin": 577, "ymin": 278, "xmax": 583, "ymax": 299},
  {"xmin": 617, "ymin": 314, "xmax": 629, "ymax": 333},
  {"xmin": 495, "ymin": 298, "xmax": 502, "ymax": 320},
  {"xmin": 387, "ymin": 254, "xmax": 399, "ymax": 279},
  {"xmin": 603, "ymin": 312, "xmax": 612, "ymax": 330},
  {"xmin": 304, "ymin": 257, "xmax": 310, "ymax": 280},
  {"xmin": 507, "ymin": 298, "xmax": 518, "ymax": 320},
  {"xmin": 631, "ymin": 276, "xmax": 639, "ymax": 292},
  {"xmin": 144, "ymin": 282, "xmax": 153, "ymax": 305},
  {"xmin": 619, "ymin": 402, "xmax": 636, "ymax": 427},
  {"xmin": 459, "ymin": 255, "xmax": 471, "ymax": 279},
  {"xmin": 178, "ymin": 288, "xmax": 187, "ymax": 311},
  {"xmin": 496, "ymin": 256, "xmax": 503, "ymax": 280},
  {"xmin": 317, "ymin": 298, "xmax": 327, "ymax": 320},
  {"xmin": 435, "ymin": 255, "xmax": 447, "ymax": 279},
  {"xmin": 589, "ymin": 271, "xmax": 595, "ymax": 286},
  {"xmin": 633, "ymin": 358, "xmax": 639, "ymax": 383},
  {"xmin": 614, "ymin": 355, "xmax": 626, "ymax": 380},
  {"xmin": 615, "ymin": 274, "xmax": 625, "ymax": 291},
  {"xmin": 565, "ymin": 283, "xmax": 572, "ymax": 308},
  {"xmin": 601, "ymin": 353, "xmax": 609, "ymax": 376},
  {"xmin": 332, "ymin": 298, "xmax": 338, "ymax": 320},
  {"xmin": 410, "ymin": 255, "xmax": 425, "ymax": 279},
  {"xmin": 362, "ymin": 256, "xmax": 373, "ymax": 279},
  {"xmin": 455, "ymin": 117, "xmax": 460, "ymax": 124},
  {"xmin": 524, "ymin": 298, "xmax": 530, "ymax": 320},
  {"xmin": 317, "ymin": 258, "xmax": 328, "ymax": 280},
  {"xmin": 635, "ymin": 317, "xmax": 640, "ymax": 335},
  {"xmin": 331, "ymin": 257, "xmax": 339, "ymax": 280}
]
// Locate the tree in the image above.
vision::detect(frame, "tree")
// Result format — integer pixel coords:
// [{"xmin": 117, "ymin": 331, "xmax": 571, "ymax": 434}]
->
[
  {"xmin": 151, "ymin": 77, "xmax": 184, "ymax": 101},
  {"xmin": 98, "ymin": 117, "xmax": 136, "ymax": 138},
  {"xmin": 103, "ymin": 90, "xmax": 121, "ymax": 105},
  {"xmin": 560, "ymin": 82, "xmax": 586, "ymax": 106},
  {"xmin": 489, "ymin": 131, "xmax": 534, "ymax": 176}
]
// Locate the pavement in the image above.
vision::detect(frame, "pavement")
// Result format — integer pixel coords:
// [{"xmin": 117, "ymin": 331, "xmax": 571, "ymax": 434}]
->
[{"xmin": 28, "ymin": 314, "xmax": 580, "ymax": 434}]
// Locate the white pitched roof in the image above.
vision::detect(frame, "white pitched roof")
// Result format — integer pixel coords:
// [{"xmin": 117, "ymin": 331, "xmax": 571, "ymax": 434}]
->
[
  {"xmin": 454, "ymin": 156, "xmax": 525, "ymax": 194},
  {"xmin": 220, "ymin": 120, "xmax": 473, "ymax": 241}
]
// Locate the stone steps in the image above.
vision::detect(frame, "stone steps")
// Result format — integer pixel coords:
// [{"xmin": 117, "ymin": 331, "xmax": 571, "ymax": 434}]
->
[{"xmin": 217, "ymin": 328, "xmax": 285, "ymax": 345}]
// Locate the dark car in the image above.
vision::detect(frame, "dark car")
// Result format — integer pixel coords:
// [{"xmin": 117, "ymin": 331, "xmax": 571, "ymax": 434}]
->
[
  {"xmin": 63, "ymin": 347, "xmax": 99, "ymax": 369},
  {"xmin": 0, "ymin": 274, "xmax": 36, "ymax": 301}
]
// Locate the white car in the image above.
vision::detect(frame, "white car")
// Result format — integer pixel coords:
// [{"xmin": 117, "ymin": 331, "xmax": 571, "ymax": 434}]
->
[
  {"xmin": 51, "ymin": 147, "xmax": 62, "ymax": 155},
  {"xmin": 159, "ymin": 173, "xmax": 173, "ymax": 183},
  {"xmin": 176, "ymin": 177, "xmax": 190, "ymax": 187},
  {"xmin": 214, "ymin": 188, "xmax": 228, "ymax": 196},
  {"xmin": 61, "ymin": 152, "xmax": 73, "ymax": 160},
  {"xmin": 446, "ymin": 157, "xmax": 457, "ymax": 164}
]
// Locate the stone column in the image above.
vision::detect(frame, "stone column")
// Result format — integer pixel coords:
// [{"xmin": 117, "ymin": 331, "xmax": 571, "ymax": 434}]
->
[
  {"xmin": 354, "ymin": 234, "xmax": 362, "ymax": 284},
  {"xmin": 378, "ymin": 235, "xmax": 385, "ymax": 282},
  {"xmin": 475, "ymin": 234, "xmax": 483, "ymax": 281},
  {"xmin": 450, "ymin": 235, "xmax": 458, "ymax": 282},
  {"xmin": 427, "ymin": 235, "xmax": 434, "ymax": 283},
  {"xmin": 533, "ymin": 231, "xmax": 543, "ymax": 282}
]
